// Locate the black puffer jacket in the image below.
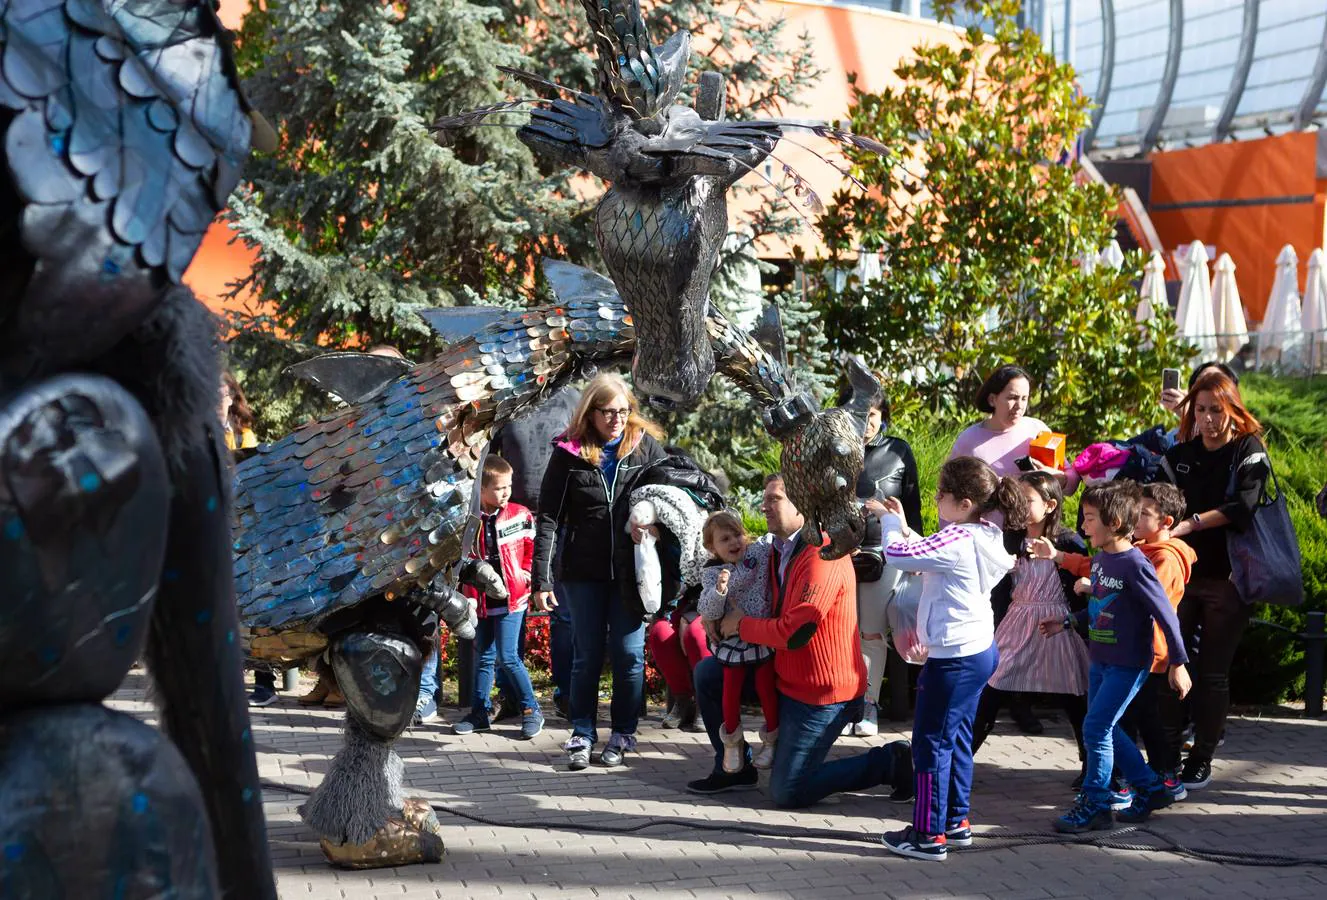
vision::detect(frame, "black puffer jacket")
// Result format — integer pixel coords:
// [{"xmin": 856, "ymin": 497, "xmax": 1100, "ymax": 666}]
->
[
  {"xmin": 531, "ymin": 432, "xmax": 667, "ymax": 609},
  {"xmin": 487, "ymin": 384, "xmax": 580, "ymax": 512}
]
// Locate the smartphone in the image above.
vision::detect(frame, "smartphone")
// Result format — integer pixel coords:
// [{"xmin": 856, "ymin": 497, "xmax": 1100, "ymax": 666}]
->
[
  {"xmin": 1015, "ymin": 456, "xmax": 1035, "ymax": 472},
  {"xmin": 1162, "ymin": 368, "xmax": 1181, "ymax": 393}
]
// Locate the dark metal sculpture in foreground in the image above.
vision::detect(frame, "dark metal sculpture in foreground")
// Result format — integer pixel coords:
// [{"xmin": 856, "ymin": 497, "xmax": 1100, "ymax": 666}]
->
[{"xmin": 0, "ymin": 1, "xmax": 275, "ymax": 897}]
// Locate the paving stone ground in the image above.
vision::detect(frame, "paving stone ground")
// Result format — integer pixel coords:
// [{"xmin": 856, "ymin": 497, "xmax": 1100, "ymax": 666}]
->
[{"xmin": 109, "ymin": 673, "xmax": 1327, "ymax": 899}]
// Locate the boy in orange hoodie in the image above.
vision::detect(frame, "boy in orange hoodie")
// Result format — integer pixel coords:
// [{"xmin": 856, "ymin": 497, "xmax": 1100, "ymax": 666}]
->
[{"xmin": 1030, "ymin": 483, "xmax": 1195, "ymax": 798}]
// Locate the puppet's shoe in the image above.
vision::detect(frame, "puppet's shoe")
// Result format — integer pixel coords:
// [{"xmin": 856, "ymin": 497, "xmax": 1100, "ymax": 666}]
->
[{"xmin": 319, "ymin": 807, "xmax": 444, "ymax": 869}]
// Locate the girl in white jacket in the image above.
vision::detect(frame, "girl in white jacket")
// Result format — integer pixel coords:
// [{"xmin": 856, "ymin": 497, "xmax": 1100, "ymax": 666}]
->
[{"xmin": 870, "ymin": 456, "xmax": 1028, "ymax": 862}]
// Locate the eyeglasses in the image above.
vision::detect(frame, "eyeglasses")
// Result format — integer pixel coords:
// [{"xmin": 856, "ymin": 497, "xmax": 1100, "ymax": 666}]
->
[{"xmin": 595, "ymin": 407, "xmax": 630, "ymax": 420}]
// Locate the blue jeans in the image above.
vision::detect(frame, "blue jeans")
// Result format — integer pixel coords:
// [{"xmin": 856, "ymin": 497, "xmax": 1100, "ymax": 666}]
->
[
  {"xmin": 1083, "ymin": 662, "xmax": 1161, "ymax": 808},
  {"xmin": 693, "ymin": 656, "xmax": 899, "ymax": 808},
  {"xmin": 472, "ymin": 610, "xmax": 539, "ymax": 714},
  {"xmin": 564, "ymin": 580, "xmax": 645, "ymax": 745},
  {"xmin": 550, "ymin": 583, "xmax": 573, "ymax": 701},
  {"xmin": 911, "ymin": 644, "xmax": 998, "ymax": 835},
  {"xmin": 419, "ymin": 643, "xmax": 439, "ymax": 703}
]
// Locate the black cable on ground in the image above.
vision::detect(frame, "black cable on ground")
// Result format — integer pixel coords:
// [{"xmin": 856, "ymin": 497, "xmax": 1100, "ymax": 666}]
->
[{"xmin": 260, "ymin": 780, "xmax": 1327, "ymax": 868}]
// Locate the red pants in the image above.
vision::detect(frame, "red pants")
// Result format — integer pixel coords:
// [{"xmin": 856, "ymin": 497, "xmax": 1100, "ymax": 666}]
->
[
  {"xmin": 723, "ymin": 659, "xmax": 779, "ymax": 735},
  {"xmin": 646, "ymin": 612, "xmax": 710, "ymax": 699}
]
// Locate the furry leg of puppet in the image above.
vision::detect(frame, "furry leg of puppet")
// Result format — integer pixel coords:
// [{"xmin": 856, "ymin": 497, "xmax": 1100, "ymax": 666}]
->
[{"xmin": 299, "ymin": 630, "xmax": 444, "ymax": 869}]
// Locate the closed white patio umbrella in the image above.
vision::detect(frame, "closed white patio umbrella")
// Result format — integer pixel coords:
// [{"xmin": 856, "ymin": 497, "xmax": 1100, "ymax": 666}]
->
[
  {"xmin": 1210, "ymin": 252, "xmax": 1249, "ymax": 361},
  {"xmin": 1260, "ymin": 244, "xmax": 1304, "ymax": 367},
  {"xmin": 1175, "ymin": 241, "xmax": 1218, "ymax": 360},
  {"xmin": 1137, "ymin": 251, "xmax": 1166, "ymax": 325},
  {"xmin": 1303, "ymin": 248, "xmax": 1327, "ymax": 373},
  {"xmin": 1099, "ymin": 240, "xmax": 1125, "ymax": 271}
]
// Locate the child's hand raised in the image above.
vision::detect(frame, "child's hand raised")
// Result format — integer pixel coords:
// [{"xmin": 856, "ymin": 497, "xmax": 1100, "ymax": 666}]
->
[
  {"xmin": 1038, "ymin": 616, "xmax": 1065, "ymax": 637},
  {"xmin": 1027, "ymin": 536, "xmax": 1057, "ymax": 560},
  {"xmin": 1169, "ymin": 663, "xmax": 1192, "ymax": 700},
  {"xmin": 863, "ymin": 498, "xmax": 887, "ymax": 518},
  {"xmin": 715, "ymin": 568, "xmax": 731, "ymax": 595},
  {"xmin": 1073, "ymin": 577, "xmax": 1091, "ymax": 595}
]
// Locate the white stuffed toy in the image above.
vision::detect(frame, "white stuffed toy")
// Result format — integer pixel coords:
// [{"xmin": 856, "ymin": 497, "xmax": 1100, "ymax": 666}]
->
[{"xmin": 626, "ymin": 485, "xmax": 710, "ymax": 615}]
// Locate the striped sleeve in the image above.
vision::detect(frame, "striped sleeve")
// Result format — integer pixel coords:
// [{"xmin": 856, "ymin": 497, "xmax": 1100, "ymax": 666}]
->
[{"xmin": 884, "ymin": 525, "xmax": 971, "ymax": 575}]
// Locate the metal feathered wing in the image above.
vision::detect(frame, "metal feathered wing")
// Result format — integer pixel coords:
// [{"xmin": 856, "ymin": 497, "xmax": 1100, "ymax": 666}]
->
[
  {"xmin": 0, "ymin": 0, "xmax": 252, "ymax": 368},
  {"xmin": 233, "ymin": 272, "xmax": 635, "ymax": 636}
]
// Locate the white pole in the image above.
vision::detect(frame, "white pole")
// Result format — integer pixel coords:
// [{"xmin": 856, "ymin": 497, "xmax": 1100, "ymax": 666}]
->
[{"xmin": 908, "ymin": 0, "xmax": 922, "ymax": 17}]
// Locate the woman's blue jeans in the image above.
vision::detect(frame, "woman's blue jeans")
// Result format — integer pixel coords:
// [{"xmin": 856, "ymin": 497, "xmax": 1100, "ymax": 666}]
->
[{"xmin": 563, "ymin": 581, "xmax": 645, "ymax": 745}]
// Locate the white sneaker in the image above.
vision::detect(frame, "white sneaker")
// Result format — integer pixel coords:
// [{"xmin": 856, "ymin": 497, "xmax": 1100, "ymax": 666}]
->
[
  {"xmin": 720, "ymin": 725, "xmax": 746, "ymax": 774},
  {"xmin": 856, "ymin": 702, "xmax": 879, "ymax": 737},
  {"xmin": 752, "ymin": 727, "xmax": 777, "ymax": 770}
]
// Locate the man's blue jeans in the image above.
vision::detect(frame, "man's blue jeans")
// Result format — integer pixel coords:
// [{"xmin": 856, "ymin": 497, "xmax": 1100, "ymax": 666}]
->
[
  {"xmin": 693, "ymin": 656, "xmax": 898, "ymax": 808},
  {"xmin": 1083, "ymin": 662, "xmax": 1162, "ymax": 808},
  {"xmin": 564, "ymin": 580, "xmax": 645, "ymax": 745},
  {"xmin": 419, "ymin": 643, "xmax": 439, "ymax": 704}
]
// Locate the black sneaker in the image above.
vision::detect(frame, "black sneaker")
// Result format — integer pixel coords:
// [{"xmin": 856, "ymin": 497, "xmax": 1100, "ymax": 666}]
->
[
  {"xmin": 882, "ymin": 826, "xmax": 947, "ymax": 861},
  {"xmin": 552, "ymin": 693, "xmax": 570, "ymax": 720},
  {"xmin": 686, "ymin": 765, "xmax": 759, "ymax": 795},
  {"xmin": 944, "ymin": 819, "xmax": 973, "ymax": 848},
  {"xmin": 1070, "ymin": 770, "xmax": 1085, "ymax": 792},
  {"xmin": 1180, "ymin": 758, "xmax": 1212, "ymax": 791},
  {"xmin": 1054, "ymin": 796, "xmax": 1114, "ymax": 834},
  {"xmin": 1115, "ymin": 785, "xmax": 1173, "ymax": 824},
  {"xmin": 451, "ymin": 711, "xmax": 492, "ymax": 735},
  {"xmin": 249, "ymin": 685, "xmax": 277, "ymax": 707},
  {"xmin": 887, "ymin": 740, "xmax": 914, "ymax": 802}
]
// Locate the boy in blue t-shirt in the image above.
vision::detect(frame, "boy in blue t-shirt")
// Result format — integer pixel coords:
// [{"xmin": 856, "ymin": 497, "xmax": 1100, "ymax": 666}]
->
[{"xmin": 1039, "ymin": 481, "xmax": 1192, "ymax": 832}]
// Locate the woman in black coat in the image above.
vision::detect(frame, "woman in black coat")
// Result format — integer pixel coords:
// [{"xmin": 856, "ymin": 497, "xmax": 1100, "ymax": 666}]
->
[
  {"xmin": 531, "ymin": 374, "xmax": 666, "ymax": 771},
  {"xmin": 1156, "ymin": 368, "xmax": 1271, "ymax": 793}
]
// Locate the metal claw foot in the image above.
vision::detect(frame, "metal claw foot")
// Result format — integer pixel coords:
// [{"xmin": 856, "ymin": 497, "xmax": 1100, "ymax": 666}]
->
[{"xmin": 319, "ymin": 799, "xmax": 444, "ymax": 869}]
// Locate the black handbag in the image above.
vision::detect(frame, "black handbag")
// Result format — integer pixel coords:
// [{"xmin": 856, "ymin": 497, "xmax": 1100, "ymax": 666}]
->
[{"xmin": 1225, "ymin": 452, "xmax": 1303, "ymax": 607}]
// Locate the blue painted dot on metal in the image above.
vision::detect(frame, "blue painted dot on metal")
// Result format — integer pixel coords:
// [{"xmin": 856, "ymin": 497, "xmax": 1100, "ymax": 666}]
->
[
  {"xmin": 50, "ymin": 132, "xmax": 66, "ymax": 153},
  {"xmin": 631, "ymin": 211, "xmax": 644, "ymax": 232},
  {"xmin": 101, "ymin": 255, "xmax": 121, "ymax": 276},
  {"xmin": 132, "ymin": 793, "xmax": 149, "ymax": 814},
  {"xmin": 226, "ymin": 629, "xmax": 235, "ymax": 644},
  {"xmin": 241, "ymin": 728, "xmax": 251, "ymax": 743},
  {"xmin": 114, "ymin": 623, "xmax": 132, "ymax": 645},
  {"xmin": 196, "ymin": 610, "xmax": 212, "ymax": 624},
  {"xmin": 242, "ymin": 787, "xmax": 254, "ymax": 802},
  {"xmin": 163, "ymin": 568, "xmax": 181, "ymax": 582},
  {"xmin": 79, "ymin": 472, "xmax": 101, "ymax": 492},
  {"xmin": 205, "ymin": 496, "xmax": 218, "ymax": 512},
  {"xmin": 39, "ymin": 647, "xmax": 58, "ymax": 664},
  {"xmin": 3, "ymin": 517, "xmax": 22, "ymax": 540},
  {"xmin": 3, "ymin": 842, "xmax": 22, "ymax": 861}
]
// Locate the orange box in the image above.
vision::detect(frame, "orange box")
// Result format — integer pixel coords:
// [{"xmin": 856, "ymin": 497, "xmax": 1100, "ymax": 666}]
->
[{"xmin": 1029, "ymin": 431, "xmax": 1066, "ymax": 470}]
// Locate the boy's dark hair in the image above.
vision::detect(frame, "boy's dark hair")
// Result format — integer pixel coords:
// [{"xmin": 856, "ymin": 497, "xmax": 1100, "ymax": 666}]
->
[
  {"xmin": 1082, "ymin": 481, "xmax": 1143, "ymax": 538},
  {"xmin": 481, "ymin": 454, "xmax": 513, "ymax": 487},
  {"xmin": 1142, "ymin": 482, "xmax": 1186, "ymax": 527},
  {"xmin": 764, "ymin": 472, "xmax": 784, "ymax": 487},
  {"xmin": 1018, "ymin": 470, "xmax": 1065, "ymax": 540},
  {"xmin": 975, "ymin": 365, "xmax": 1032, "ymax": 414},
  {"xmin": 939, "ymin": 456, "xmax": 1029, "ymax": 529}
]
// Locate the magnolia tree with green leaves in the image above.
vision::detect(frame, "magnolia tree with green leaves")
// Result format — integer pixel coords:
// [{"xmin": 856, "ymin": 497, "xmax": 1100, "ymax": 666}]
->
[
  {"xmin": 225, "ymin": 0, "xmax": 827, "ymax": 444},
  {"xmin": 803, "ymin": 0, "xmax": 1192, "ymax": 442}
]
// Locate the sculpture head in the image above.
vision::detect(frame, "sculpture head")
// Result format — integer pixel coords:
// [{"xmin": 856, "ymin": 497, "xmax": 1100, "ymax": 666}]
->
[
  {"xmin": 778, "ymin": 407, "xmax": 866, "ymax": 560},
  {"xmin": 579, "ymin": 0, "xmax": 691, "ymax": 119}
]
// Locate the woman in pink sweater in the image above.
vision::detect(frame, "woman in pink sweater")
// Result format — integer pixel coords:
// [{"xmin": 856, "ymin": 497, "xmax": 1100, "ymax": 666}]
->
[{"xmin": 947, "ymin": 366, "xmax": 1079, "ymax": 492}]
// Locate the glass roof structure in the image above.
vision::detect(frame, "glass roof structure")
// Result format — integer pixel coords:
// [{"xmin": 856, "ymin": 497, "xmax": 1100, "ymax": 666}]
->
[{"xmin": 831, "ymin": 1, "xmax": 1327, "ymax": 156}]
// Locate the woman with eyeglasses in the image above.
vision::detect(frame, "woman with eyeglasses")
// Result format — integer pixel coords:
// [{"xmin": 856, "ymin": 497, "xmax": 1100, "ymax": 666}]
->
[{"xmin": 531, "ymin": 373, "xmax": 667, "ymax": 770}]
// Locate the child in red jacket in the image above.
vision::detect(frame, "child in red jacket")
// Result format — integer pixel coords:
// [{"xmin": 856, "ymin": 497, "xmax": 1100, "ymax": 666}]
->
[{"xmin": 452, "ymin": 456, "xmax": 544, "ymax": 739}]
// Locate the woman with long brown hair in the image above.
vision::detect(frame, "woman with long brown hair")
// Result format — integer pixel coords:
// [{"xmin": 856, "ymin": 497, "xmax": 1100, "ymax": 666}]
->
[
  {"xmin": 531, "ymin": 373, "xmax": 667, "ymax": 770},
  {"xmin": 1157, "ymin": 368, "xmax": 1271, "ymax": 793}
]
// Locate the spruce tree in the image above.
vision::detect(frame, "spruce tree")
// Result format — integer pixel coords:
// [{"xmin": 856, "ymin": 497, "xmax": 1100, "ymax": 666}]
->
[{"xmin": 227, "ymin": 0, "xmax": 827, "ymax": 450}]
